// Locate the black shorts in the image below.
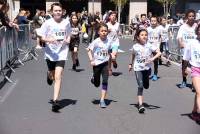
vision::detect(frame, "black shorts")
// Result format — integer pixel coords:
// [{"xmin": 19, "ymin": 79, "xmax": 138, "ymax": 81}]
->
[
  {"xmin": 46, "ymin": 59, "xmax": 65, "ymax": 71},
  {"xmin": 69, "ymin": 37, "xmax": 80, "ymax": 51}
]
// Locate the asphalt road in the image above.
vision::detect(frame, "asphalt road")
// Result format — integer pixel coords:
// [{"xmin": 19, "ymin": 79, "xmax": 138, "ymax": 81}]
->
[{"xmin": 0, "ymin": 38, "xmax": 199, "ymax": 134}]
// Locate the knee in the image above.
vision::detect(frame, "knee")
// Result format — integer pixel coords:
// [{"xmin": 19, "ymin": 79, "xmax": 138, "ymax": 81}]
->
[{"xmin": 102, "ymin": 83, "xmax": 108, "ymax": 91}]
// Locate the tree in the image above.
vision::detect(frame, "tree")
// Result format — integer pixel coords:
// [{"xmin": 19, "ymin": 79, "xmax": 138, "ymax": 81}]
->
[
  {"xmin": 155, "ymin": 0, "xmax": 176, "ymax": 16},
  {"xmin": 110, "ymin": 0, "xmax": 128, "ymax": 23}
]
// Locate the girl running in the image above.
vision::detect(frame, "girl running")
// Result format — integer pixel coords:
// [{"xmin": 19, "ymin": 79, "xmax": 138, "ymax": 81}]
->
[
  {"xmin": 69, "ymin": 14, "xmax": 81, "ymax": 71},
  {"xmin": 147, "ymin": 16, "xmax": 161, "ymax": 81},
  {"xmin": 39, "ymin": 3, "xmax": 71, "ymax": 112},
  {"xmin": 183, "ymin": 24, "xmax": 200, "ymax": 122},
  {"xmin": 87, "ymin": 23, "xmax": 114, "ymax": 108},
  {"xmin": 177, "ymin": 9, "xmax": 197, "ymax": 88},
  {"xmin": 129, "ymin": 29, "xmax": 161, "ymax": 113}
]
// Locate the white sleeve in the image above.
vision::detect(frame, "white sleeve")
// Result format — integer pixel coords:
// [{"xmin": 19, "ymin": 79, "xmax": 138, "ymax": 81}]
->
[
  {"xmin": 66, "ymin": 22, "xmax": 71, "ymax": 36},
  {"xmin": 39, "ymin": 21, "xmax": 48, "ymax": 38},
  {"xmin": 183, "ymin": 43, "xmax": 191, "ymax": 61},
  {"xmin": 177, "ymin": 25, "xmax": 183, "ymax": 39},
  {"xmin": 88, "ymin": 40, "xmax": 95, "ymax": 51}
]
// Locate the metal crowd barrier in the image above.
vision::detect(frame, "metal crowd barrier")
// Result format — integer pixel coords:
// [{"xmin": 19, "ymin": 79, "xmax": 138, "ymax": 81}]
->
[
  {"xmin": 0, "ymin": 24, "xmax": 37, "ymax": 83},
  {"xmin": 168, "ymin": 26, "xmax": 182, "ymax": 63}
]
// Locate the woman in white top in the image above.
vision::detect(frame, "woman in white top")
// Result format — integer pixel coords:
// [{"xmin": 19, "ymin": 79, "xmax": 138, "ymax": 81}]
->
[
  {"xmin": 39, "ymin": 3, "xmax": 71, "ymax": 112},
  {"xmin": 129, "ymin": 29, "xmax": 161, "ymax": 113},
  {"xmin": 183, "ymin": 24, "xmax": 200, "ymax": 122}
]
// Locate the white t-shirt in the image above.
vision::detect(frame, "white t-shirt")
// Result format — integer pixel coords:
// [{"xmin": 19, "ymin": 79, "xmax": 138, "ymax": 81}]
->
[
  {"xmin": 107, "ymin": 22, "xmax": 120, "ymax": 47},
  {"xmin": 159, "ymin": 24, "xmax": 169, "ymax": 42},
  {"xmin": 183, "ymin": 39, "xmax": 200, "ymax": 67},
  {"xmin": 177, "ymin": 23, "xmax": 197, "ymax": 46},
  {"xmin": 88, "ymin": 38, "xmax": 112, "ymax": 66},
  {"xmin": 132, "ymin": 43, "xmax": 157, "ymax": 71},
  {"xmin": 39, "ymin": 18, "xmax": 71, "ymax": 61},
  {"xmin": 147, "ymin": 26, "xmax": 161, "ymax": 48}
]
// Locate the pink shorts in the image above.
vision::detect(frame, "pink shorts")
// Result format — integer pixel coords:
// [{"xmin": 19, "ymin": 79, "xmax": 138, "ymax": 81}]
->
[{"xmin": 191, "ymin": 66, "xmax": 200, "ymax": 78}]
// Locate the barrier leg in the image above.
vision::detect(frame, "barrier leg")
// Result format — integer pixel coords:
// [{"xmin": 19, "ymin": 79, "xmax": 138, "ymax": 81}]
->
[{"xmin": 0, "ymin": 71, "xmax": 14, "ymax": 83}]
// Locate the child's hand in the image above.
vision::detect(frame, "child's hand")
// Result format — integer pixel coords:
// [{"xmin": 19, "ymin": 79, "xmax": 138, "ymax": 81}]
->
[
  {"xmin": 145, "ymin": 58, "xmax": 154, "ymax": 65},
  {"xmin": 90, "ymin": 61, "xmax": 95, "ymax": 66},
  {"xmin": 128, "ymin": 64, "xmax": 133, "ymax": 72}
]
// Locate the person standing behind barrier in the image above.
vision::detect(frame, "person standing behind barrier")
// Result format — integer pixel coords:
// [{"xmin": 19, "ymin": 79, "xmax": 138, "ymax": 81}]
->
[
  {"xmin": 159, "ymin": 17, "xmax": 171, "ymax": 66},
  {"xmin": 87, "ymin": 23, "xmax": 114, "ymax": 108},
  {"xmin": 147, "ymin": 16, "xmax": 161, "ymax": 81},
  {"xmin": 129, "ymin": 29, "xmax": 161, "ymax": 113},
  {"xmin": 106, "ymin": 11, "xmax": 120, "ymax": 71},
  {"xmin": 69, "ymin": 14, "xmax": 81, "ymax": 71},
  {"xmin": 39, "ymin": 3, "xmax": 71, "ymax": 112},
  {"xmin": 177, "ymin": 9, "xmax": 197, "ymax": 88},
  {"xmin": 0, "ymin": 1, "xmax": 18, "ymax": 29},
  {"xmin": 183, "ymin": 24, "xmax": 200, "ymax": 122}
]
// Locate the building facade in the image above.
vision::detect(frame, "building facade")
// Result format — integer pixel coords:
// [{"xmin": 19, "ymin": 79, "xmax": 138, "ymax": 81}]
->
[{"xmin": 6, "ymin": 0, "xmax": 148, "ymax": 24}]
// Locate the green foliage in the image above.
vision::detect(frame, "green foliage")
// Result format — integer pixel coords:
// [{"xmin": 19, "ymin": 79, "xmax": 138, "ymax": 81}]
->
[{"xmin": 110, "ymin": 0, "xmax": 128, "ymax": 7}]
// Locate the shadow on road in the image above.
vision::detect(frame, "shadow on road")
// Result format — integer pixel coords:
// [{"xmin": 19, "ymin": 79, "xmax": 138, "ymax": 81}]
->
[
  {"xmin": 112, "ymin": 72, "xmax": 123, "ymax": 76},
  {"xmin": 181, "ymin": 113, "xmax": 200, "ymax": 125},
  {"xmin": 92, "ymin": 99, "xmax": 117, "ymax": 106},
  {"xmin": 49, "ymin": 99, "xmax": 77, "ymax": 110},
  {"xmin": 130, "ymin": 102, "xmax": 161, "ymax": 110}
]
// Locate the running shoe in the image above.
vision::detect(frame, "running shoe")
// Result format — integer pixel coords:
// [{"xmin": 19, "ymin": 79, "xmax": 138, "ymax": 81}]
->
[
  {"xmin": 72, "ymin": 64, "xmax": 76, "ymax": 71},
  {"xmin": 90, "ymin": 76, "xmax": 94, "ymax": 84},
  {"xmin": 179, "ymin": 81, "xmax": 186, "ymax": 88},
  {"xmin": 99, "ymin": 100, "xmax": 107, "ymax": 108},
  {"xmin": 166, "ymin": 61, "xmax": 171, "ymax": 67},
  {"xmin": 112, "ymin": 60, "xmax": 118, "ymax": 69},
  {"xmin": 152, "ymin": 74, "xmax": 158, "ymax": 81},
  {"xmin": 189, "ymin": 112, "xmax": 200, "ymax": 121},
  {"xmin": 52, "ymin": 100, "xmax": 61, "ymax": 112},
  {"xmin": 76, "ymin": 59, "xmax": 80, "ymax": 67},
  {"xmin": 138, "ymin": 104, "xmax": 145, "ymax": 113},
  {"xmin": 47, "ymin": 72, "xmax": 53, "ymax": 85}
]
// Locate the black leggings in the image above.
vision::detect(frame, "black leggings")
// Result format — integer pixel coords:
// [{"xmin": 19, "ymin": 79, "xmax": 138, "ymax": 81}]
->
[
  {"xmin": 135, "ymin": 69, "xmax": 151, "ymax": 96},
  {"xmin": 93, "ymin": 62, "xmax": 109, "ymax": 90},
  {"xmin": 153, "ymin": 52, "xmax": 158, "ymax": 75}
]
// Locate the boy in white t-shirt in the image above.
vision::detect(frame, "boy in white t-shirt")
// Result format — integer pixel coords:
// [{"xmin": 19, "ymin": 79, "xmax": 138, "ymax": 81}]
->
[
  {"xmin": 107, "ymin": 11, "xmax": 120, "ymax": 71},
  {"xmin": 159, "ymin": 17, "xmax": 170, "ymax": 66},
  {"xmin": 39, "ymin": 3, "xmax": 71, "ymax": 112},
  {"xmin": 177, "ymin": 9, "xmax": 197, "ymax": 88},
  {"xmin": 147, "ymin": 16, "xmax": 161, "ymax": 81}
]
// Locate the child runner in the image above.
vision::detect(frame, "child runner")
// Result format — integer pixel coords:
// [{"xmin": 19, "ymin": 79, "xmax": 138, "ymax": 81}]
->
[
  {"xmin": 147, "ymin": 16, "xmax": 161, "ymax": 81},
  {"xmin": 129, "ymin": 29, "xmax": 161, "ymax": 113},
  {"xmin": 69, "ymin": 13, "xmax": 81, "ymax": 71},
  {"xmin": 159, "ymin": 17, "xmax": 171, "ymax": 66},
  {"xmin": 87, "ymin": 23, "xmax": 113, "ymax": 108},
  {"xmin": 177, "ymin": 9, "xmax": 197, "ymax": 88},
  {"xmin": 39, "ymin": 3, "xmax": 71, "ymax": 112},
  {"xmin": 183, "ymin": 24, "xmax": 200, "ymax": 122},
  {"xmin": 106, "ymin": 11, "xmax": 120, "ymax": 71}
]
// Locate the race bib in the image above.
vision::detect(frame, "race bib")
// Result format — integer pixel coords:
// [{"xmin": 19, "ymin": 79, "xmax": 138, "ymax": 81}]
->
[
  {"xmin": 193, "ymin": 51, "xmax": 200, "ymax": 62},
  {"xmin": 95, "ymin": 49, "xmax": 108, "ymax": 61},
  {"xmin": 54, "ymin": 31, "xmax": 66, "ymax": 41}
]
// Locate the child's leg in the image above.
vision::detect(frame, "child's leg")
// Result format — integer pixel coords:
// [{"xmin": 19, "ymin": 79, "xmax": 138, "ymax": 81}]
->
[
  {"xmin": 192, "ymin": 77, "xmax": 200, "ymax": 113},
  {"xmin": 93, "ymin": 65, "xmax": 101, "ymax": 88},
  {"xmin": 100, "ymin": 63, "xmax": 109, "ymax": 101},
  {"xmin": 135, "ymin": 71, "xmax": 144, "ymax": 105},
  {"xmin": 143, "ymin": 69, "xmax": 150, "ymax": 89},
  {"xmin": 53, "ymin": 64, "xmax": 64, "ymax": 101}
]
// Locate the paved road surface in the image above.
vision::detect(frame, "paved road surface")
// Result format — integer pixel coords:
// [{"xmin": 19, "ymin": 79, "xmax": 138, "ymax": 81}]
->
[{"xmin": 0, "ymin": 39, "xmax": 199, "ymax": 134}]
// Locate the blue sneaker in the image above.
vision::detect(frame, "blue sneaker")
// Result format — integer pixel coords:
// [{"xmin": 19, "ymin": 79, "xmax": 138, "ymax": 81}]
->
[
  {"xmin": 179, "ymin": 81, "xmax": 186, "ymax": 88},
  {"xmin": 152, "ymin": 75, "xmax": 158, "ymax": 81},
  {"xmin": 99, "ymin": 100, "xmax": 107, "ymax": 108}
]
